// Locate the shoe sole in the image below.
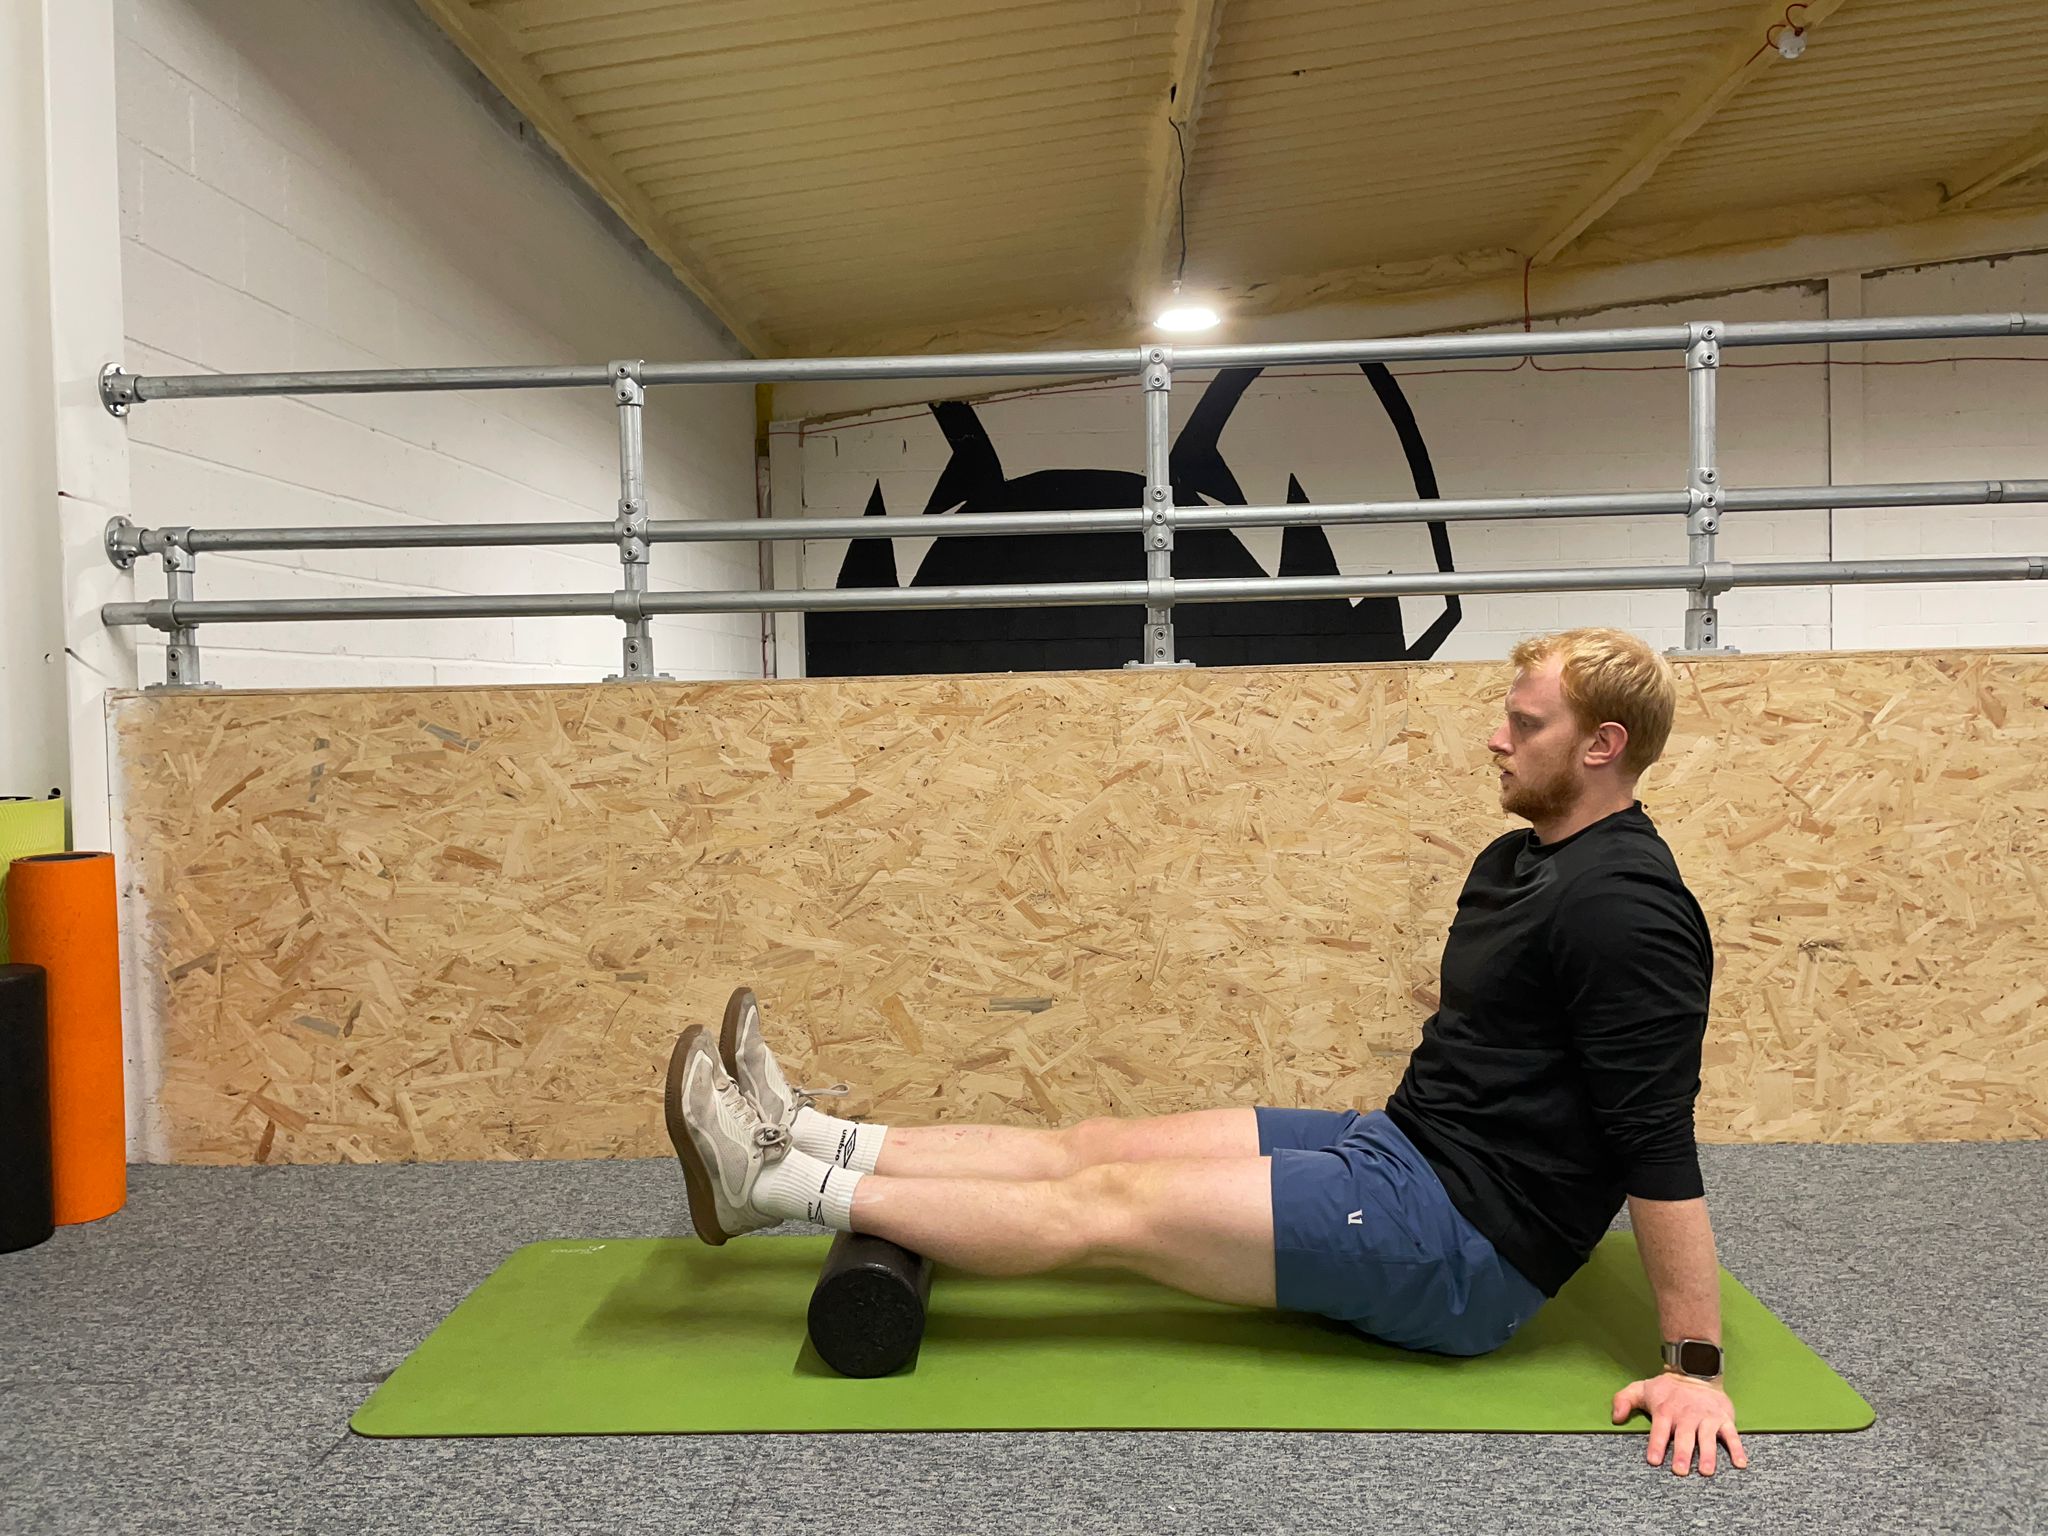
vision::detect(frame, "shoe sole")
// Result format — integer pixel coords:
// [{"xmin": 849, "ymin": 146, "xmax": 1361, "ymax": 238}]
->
[
  {"xmin": 663, "ymin": 1025, "xmax": 731, "ymax": 1247},
  {"xmin": 717, "ymin": 985, "xmax": 758, "ymax": 1087}
]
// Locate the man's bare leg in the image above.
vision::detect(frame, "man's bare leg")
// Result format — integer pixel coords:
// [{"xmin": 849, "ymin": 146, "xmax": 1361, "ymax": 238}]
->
[
  {"xmin": 851, "ymin": 1155, "xmax": 1276, "ymax": 1307},
  {"xmin": 872, "ymin": 1107, "xmax": 1260, "ymax": 1181}
]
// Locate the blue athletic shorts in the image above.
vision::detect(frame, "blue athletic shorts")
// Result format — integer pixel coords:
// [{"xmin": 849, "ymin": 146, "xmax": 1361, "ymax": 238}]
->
[{"xmin": 1258, "ymin": 1107, "xmax": 1546, "ymax": 1357}]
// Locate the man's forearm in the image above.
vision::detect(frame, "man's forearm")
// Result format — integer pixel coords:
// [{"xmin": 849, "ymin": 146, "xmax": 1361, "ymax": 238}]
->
[{"xmin": 1628, "ymin": 1194, "xmax": 1722, "ymax": 1355}]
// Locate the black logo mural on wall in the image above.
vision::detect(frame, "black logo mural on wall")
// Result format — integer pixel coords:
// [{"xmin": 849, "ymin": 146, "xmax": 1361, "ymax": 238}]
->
[{"xmin": 806, "ymin": 363, "xmax": 1460, "ymax": 676}]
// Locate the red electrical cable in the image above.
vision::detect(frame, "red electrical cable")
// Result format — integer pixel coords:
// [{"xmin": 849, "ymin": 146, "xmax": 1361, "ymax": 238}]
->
[
  {"xmin": 1748, "ymin": 1, "xmax": 1810, "ymax": 68},
  {"xmin": 772, "ymin": 347, "xmax": 2048, "ymax": 439},
  {"xmin": 779, "ymin": 7, "xmax": 1917, "ymax": 438},
  {"xmin": 773, "ymin": 226, "xmax": 2048, "ymax": 441}
]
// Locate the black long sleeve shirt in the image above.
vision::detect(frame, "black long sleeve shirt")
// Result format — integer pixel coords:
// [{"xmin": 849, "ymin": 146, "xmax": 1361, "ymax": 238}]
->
[{"xmin": 1385, "ymin": 802, "xmax": 1713, "ymax": 1296}]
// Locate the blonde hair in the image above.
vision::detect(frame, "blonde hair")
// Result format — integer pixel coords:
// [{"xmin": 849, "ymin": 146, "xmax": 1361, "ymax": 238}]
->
[{"xmin": 1508, "ymin": 627, "xmax": 1677, "ymax": 776}]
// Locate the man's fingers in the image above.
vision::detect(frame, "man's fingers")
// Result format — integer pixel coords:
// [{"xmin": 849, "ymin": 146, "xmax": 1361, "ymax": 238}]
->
[
  {"xmin": 1671, "ymin": 1417, "xmax": 1697, "ymax": 1477},
  {"xmin": 1634, "ymin": 1388, "xmax": 1746, "ymax": 1477}
]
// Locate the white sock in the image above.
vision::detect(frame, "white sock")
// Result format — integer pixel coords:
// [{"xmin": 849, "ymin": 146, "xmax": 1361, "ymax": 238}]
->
[
  {"xmin": 753, "ymin": 1145, "xmax": 864, "ymax": 1231},
  {"xmin": 791, "ymin": 1105, "xmax": 888, "ymax": 1173}
]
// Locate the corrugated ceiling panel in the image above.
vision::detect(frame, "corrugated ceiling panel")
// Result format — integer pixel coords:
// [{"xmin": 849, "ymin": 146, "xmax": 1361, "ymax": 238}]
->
[
  {"xmin": 1608, "ymin": 0, "xmax": 2048, "ymax": 226},
  {"xmin": 429, "ymin": 0, "xmax": 2048, "ymax": 350},
  {"xmin": 1187, "ymin": 0, "xmax": 1757, "ymax": 279},
  {"xmin": 487, "ymin": 0, "xmax": 1182, "ymax": 345}
]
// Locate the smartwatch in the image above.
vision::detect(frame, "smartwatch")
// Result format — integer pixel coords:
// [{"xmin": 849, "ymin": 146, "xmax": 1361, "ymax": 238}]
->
[{"xmin": 1661, "ymin": 1338, "xmax": 1724, "ymax": 1380}]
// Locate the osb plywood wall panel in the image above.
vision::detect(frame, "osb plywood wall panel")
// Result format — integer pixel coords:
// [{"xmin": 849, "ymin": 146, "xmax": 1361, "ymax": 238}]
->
[{"xmin": 111, "ymin": 651, "xmax": 2048, "ymax": 1164}]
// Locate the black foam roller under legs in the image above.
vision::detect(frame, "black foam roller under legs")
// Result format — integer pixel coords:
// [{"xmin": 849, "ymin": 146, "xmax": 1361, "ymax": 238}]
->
[
  {"xmin": 807, "ymin": 1231, "xmax": 935, "ymax": 1378},
  {"xmin": 0, "ymin": 964, "xmax": 54, "ymax": 1255}
]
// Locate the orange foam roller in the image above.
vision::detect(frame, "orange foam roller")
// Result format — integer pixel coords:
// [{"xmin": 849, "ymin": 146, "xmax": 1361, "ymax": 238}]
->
[{"xmin": 4, "ymin": 852, "xmax": 125, "ymax": 1224}]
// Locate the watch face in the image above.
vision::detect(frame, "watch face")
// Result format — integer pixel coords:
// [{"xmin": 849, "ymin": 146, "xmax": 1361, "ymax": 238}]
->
[{"xmin": 1678, "ymin": 1340, "xmax": 1722, "ymax": 1376}]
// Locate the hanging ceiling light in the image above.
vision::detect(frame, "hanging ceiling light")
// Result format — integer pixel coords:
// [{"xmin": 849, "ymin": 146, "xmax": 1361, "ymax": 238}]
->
[
  {"xmin": 1155, "ymin": 281, "xmax": 1220, "ymax": 333},
  {"xmin": 1152, "ymin": 120, "xmax": 1220, "ymax": 333}
]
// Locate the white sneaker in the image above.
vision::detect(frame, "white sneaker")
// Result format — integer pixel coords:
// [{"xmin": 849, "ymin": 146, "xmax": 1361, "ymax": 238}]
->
[
  {"xmin": 718, "ymin": 986, "xmax": 848, "ymax": 1132},
  {"xmin": 662, "ymin": 1025, "xmax": 788, "ymax": 1245}
]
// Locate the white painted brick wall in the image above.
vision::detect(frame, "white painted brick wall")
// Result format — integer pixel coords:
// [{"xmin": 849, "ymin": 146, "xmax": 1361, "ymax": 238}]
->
[
  {"xmin": 1832, "ymin": 255, "xmax": 2048, "ymax": 653},
  {"xmin": 114, "ymin": 0, "xmax": 760, "ymax": 689},
  {"xmin": 789, "ymin": 263, "xmax": 2048, "ymax": 664}
]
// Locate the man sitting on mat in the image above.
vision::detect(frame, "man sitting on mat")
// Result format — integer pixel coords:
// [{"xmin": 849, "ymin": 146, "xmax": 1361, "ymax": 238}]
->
[{"xmin": 664, "ymin": 625, "xmax": 1742, "ymax": 1478}]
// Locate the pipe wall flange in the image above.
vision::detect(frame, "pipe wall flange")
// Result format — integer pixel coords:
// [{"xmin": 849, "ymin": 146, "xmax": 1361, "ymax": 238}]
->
[
  {"xmin": 104, "ymin": 516, "xmax": 140, "ymax": 570},
  {"xmin": 99, "ymin": 363, "xmax": 134, "ymax": 417}
]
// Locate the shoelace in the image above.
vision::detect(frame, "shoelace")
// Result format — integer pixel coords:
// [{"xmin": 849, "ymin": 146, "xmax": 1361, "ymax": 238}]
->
[{"xmin": 793, "ymin": 1082, "xmax": 851, "ymax": 1112}]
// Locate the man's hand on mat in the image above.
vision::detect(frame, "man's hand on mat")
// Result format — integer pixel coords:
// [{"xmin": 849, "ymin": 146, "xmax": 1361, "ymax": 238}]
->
[{"xmin": 1611, "ymin": 1374, "xmax": 1747, "ymax": 1477}]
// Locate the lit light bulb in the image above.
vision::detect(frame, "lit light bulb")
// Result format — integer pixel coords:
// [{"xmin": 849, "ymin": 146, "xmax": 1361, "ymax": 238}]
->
[
  {"xmin": 1154, "ymin": 284, "xmax": 1220, "ymax": 333},
  {"xmin": 1155, "ymin": 302, "xmax": 1220, "ymax": 333}
]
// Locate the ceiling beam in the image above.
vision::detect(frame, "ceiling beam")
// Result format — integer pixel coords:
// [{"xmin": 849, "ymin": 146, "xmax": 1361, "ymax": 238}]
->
[
  {"xmin": 1524, "ymin": 0, "xmax": 1851, "ymax": 267},
  {"xmin": 1129, "ymin": 0, "xmax": 1229, "ymax": 314},
  {"xmin": 1941, "ymin": 118, "xmax": 2048, "ymax": 210},
  {"xmin": 410, "ymin": 0, "xmax": 771, "ymax": 355}
]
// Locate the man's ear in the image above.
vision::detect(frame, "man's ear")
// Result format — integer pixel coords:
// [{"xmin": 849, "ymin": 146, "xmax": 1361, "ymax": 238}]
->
[{"xmin": 1584, "ymin": 721, "xmax": 1629, "ymax": 769}]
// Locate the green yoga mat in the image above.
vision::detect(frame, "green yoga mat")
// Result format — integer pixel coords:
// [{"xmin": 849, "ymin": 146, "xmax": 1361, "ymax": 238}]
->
[{"xmin": 350, "ymin": 1231, "xmax": 1872, "ymax": 1437}]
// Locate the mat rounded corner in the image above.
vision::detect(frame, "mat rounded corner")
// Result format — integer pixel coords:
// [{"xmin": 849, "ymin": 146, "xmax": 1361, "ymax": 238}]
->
[{"xmin": 346, "ymin": 1403, "xmax": 402, "ymax": 1439}]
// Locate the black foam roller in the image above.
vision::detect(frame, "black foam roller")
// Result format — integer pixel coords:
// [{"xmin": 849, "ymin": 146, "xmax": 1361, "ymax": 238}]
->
[
  {"xmin": 807, "ymin": 1231, "xmax": 935, "ymax": 1378},
  {"xmin": 0, "ymin": 964, "xmax": 54, "ymax": 1255}
]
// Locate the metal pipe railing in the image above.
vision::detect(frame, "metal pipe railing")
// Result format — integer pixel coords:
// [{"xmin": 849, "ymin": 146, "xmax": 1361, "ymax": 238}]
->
[
  {"xmin": 98, "ymin": 481, "xmax": 2048, "ymax": 559},
  {"xmin": 96, "ymin": 311, "xmax": 2048, "ymax": 685},
  {"xmin": 1683, "ymin": 322, "xmax": 1722, "ymax": 650},
  {"xmin": 96, "ymin": 313, "xmax": 2048, "ymax": 410},
  {"xmin": 99, "ymin": 557, "xmax": 2046, "ymax": 631},
  {"xmin": 611, "ymin": 361, "xmax": 653, "ymax": 680},
  {"xmin": 1140, "ymin": 346, "xmax": 1176, "ymax": 665}
]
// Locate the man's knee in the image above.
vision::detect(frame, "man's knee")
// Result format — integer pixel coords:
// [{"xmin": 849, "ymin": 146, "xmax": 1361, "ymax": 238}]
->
[
  {"xmin": 1058, "ymin": 1116, "xmax": 1125, "ymax": 1176},
  {"xmin": 1060, "ymin": 1161, "xmax": 1160, "ymax": 1260}
]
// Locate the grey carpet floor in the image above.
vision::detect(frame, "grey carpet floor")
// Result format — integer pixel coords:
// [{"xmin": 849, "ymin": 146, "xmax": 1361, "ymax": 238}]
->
[{"xmin": 1, "ymin": 1142, "xmax": 2041, "ymax": 1536}]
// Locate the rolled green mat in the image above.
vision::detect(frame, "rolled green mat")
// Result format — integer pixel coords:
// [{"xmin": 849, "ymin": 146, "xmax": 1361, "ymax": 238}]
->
[
  {"xmin": 0, "ymin": 797, "xmax": 67, "ymax": 964},
  {"xmin": 0, "ymin": 964, "xmax": 54, "ymax": 1254}
]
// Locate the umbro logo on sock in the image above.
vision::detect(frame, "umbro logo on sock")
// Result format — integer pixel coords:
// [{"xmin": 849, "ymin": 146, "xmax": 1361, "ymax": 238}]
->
[
  {"xmin": 1347, "ymin": 1210, "xmax": 1363, "ymax": 1225},
  {"xmin": 806, "ymin": 1167, "xmax": 831, "ymax": 1225},
  {"xmin": 836, "ymin": 1128, "xmax": 857, "ymax": 1167}
]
